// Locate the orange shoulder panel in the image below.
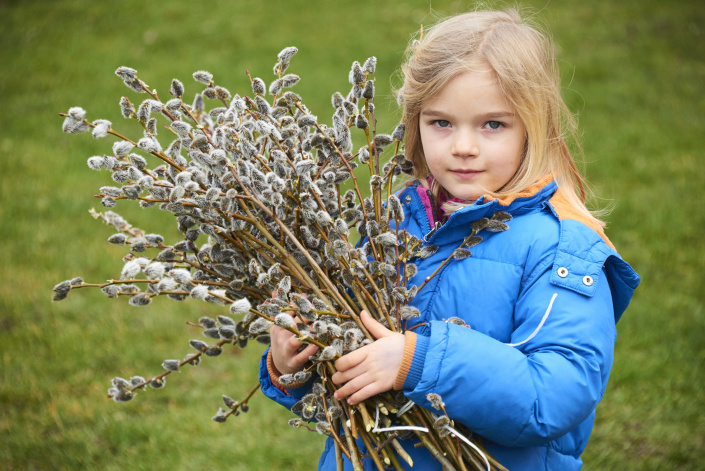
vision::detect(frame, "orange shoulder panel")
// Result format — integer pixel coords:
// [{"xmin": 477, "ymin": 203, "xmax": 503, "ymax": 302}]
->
[{"xmin": 549, "ymin": 189, "xmax": 616, "ymax": 251}]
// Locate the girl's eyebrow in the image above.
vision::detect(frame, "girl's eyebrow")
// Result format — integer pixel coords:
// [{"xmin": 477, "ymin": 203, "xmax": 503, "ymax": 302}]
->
[
  {"xmin": 481, "ymin": 111, "xmax": 515, "ymax": 119},
  {"xmin": 420, "ymin": 109, "xmax": 516, "ymax": 119},
  {"xmin": 420, "ymin": 109, "xmax": 447, "ymax": 117}
]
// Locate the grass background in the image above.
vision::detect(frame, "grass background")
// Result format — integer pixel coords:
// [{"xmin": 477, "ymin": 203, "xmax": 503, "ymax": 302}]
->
[{"xmin": 1, "ymin": 0, "xmax": 703, "ymax": 469}]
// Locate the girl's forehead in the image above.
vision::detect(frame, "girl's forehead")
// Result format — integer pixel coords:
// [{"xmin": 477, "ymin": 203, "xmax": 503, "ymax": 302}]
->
[
  {"xmin": 421, "ymin": 63, "xmax": 497, "ymax": 97},
  {"xmin": 422, "ymin": 69, "xmax": 509, "ymax": 108},
  {"xmin": 453, "ymin": 68, "xmax": 498, "ymax": 86}
]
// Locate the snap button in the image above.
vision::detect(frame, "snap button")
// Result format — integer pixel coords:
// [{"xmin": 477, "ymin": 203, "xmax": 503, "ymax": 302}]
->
[
  {"xmin": 405, "ymin": 195, "xmax": 412, "ymax": 204},
  {"xmin": 583, "ymin": 275, "xmax": 594, "ymax": 286},
  {"xmin": 557, "ymin": 267, "xmax": 569, "ymax": 278}
]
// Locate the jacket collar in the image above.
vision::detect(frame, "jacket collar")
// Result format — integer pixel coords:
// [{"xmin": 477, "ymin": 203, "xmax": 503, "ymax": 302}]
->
[
  {"xmin": 401, "ymin": 175, "xmax": 558, "ymax": 244},
  {"xmin": 481, "ymin": 174, "xmax": 555, "ymax": 207}
]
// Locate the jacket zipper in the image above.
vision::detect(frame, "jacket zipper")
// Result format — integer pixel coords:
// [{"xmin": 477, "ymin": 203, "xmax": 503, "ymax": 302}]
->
[
  {"xmin": 423, "ymin": 189, "xmax": 443, "ymax": 241},
  {"xmin": 427, "ymin": 190, "xmax": 442, "ymax": 226}
]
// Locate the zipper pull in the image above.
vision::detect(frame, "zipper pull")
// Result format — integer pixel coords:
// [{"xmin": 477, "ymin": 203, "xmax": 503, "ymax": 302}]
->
[{"xmin": 423, "ymin": 221, "xmax": 443, "ymax": 242}]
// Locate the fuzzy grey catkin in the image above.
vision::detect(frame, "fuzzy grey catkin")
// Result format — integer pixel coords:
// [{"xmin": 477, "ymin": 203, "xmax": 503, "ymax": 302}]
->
[
  {"xmin": 251, "ymin": 78, "xmax": 266, "ymax": 95},
  {"xmin": 229, "ymin": 298, "xmax": 252, "ymax": 315},
  {"xmin": 277, "ymin": 46, "xmax": 298, "ymax": 63},
  {"xmin": 92, "ymin": 119, "xmax": 111, "ymax": 138},
  {"xmin": 192, "ymin": 70, "xmax": 213, "ymax": 85}
]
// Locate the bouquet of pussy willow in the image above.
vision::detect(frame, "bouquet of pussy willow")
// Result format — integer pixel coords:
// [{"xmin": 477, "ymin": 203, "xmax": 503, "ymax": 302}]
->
[{"xmin": 54, "ymin": 47, "xmax": 510, "ymax": 471}]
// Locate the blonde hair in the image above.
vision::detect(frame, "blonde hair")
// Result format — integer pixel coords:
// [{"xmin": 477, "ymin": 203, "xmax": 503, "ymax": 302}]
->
[{"xmin": 398, "ymin": 8, "xmax": 606, "ymax": 227}]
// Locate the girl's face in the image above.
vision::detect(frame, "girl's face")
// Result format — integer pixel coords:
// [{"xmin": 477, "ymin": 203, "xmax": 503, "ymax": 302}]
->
[{"xmin": 419, "ymin": 69, "xmax": 526, "ymax": 201}]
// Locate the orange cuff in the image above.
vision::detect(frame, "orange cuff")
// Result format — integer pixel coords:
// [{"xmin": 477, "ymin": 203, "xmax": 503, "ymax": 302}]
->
[
  {"xmin": 266, "ymin": 349, "xmax": 308, "ymax": 390},
  {"xmin": 393, "ymin": 331, "xmax": 417, "ymax": 390}
]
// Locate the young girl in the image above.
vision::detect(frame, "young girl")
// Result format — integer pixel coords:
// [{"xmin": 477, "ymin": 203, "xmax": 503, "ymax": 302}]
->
[{"xmin": 260, "ymin": 8, "xmax": 640, "ymax": 470}]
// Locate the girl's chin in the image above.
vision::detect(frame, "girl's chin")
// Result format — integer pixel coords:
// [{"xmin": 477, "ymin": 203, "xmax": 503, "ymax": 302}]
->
[{"xmin": 446, "ymin": 187, "xmax": 482, "ymax": 202}]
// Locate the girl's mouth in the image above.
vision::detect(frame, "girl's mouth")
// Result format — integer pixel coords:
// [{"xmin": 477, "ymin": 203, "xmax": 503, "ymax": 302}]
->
[{"xmin": 451, "ymin": 169, "xmax": 482, "ymax": 178}]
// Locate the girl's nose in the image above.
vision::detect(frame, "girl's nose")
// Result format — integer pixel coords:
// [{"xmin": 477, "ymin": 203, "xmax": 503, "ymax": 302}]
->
[{"xmin": 451, "ymin": 130, "xmax": 479, "ymax": 157}]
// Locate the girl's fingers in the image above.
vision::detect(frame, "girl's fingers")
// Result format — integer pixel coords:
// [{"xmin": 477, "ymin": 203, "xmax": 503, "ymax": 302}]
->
[
  {"xmin": 347, "ymin": 382, "xmax": 385, "ymax": 405},
  {"xmin": 360, "ymin": 310, "xmax": 392, "ymax": 339},
  {"xmin": 333, "ymin": 373, "xmax": 371, "ymax": 401},
  {"xmin": 294, "ymin": 343, "xmax": 318, "ymax": 363},
  {"xmin": 334, "ymin": 347, "xmax": 367, "ymax": 373},
  {"xmin": 331, "ymin": 362, "xmax": 367, "ymax": 385},
  {"xmin": 286, "ymin": 332, "xmax": 305, "ymax": 350}
]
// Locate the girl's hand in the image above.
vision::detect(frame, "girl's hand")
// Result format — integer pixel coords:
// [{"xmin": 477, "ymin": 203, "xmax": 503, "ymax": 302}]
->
[
  {"xmin": 332, "ymin": 311, "xmax": 405, "ymax": 405},
  {"xmin": 270, "ymin": 303, "xmax": 318, "ymax": 376}
]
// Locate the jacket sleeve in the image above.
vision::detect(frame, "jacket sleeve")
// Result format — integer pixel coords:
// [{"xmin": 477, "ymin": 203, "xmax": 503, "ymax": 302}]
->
[{"xmin": 401, "ymin": 263, "xmax": 617, "ymax": 447}]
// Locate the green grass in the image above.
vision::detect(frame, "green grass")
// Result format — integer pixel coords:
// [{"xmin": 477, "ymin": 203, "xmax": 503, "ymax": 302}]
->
[{"xmin": 1, "ymin": 0, "xmax": 703, "ymax": 469}]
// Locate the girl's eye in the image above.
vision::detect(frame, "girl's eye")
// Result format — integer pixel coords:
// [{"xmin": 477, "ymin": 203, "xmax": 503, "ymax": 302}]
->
[
  {"xmin": 484, "ymin": 121, "xmax": 503, "ymax": 130},
  {"xmin": 432, "ymin": 120, "xmax": 451, "ymax": 128}
]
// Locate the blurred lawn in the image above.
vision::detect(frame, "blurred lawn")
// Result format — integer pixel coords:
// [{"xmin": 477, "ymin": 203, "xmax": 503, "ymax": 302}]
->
[{"xmin": 1, "ymin": 0, "xmax": 703, "ymax": 469}]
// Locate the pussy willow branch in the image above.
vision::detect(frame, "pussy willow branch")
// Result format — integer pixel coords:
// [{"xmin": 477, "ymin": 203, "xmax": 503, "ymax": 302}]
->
[
  {"xmin": 221, "ymin": 383, "xmax": 261, "ymax": 420},
  {"xmin": 320, "ymin": 392, "xmax": 353, "ymax": 463},
  {"xmin": 415, "ymin": 229, "xmax": 480, "ymax": 292},
  {"xmin": 59, "ymin": 114, "xmax": 186, "ymax": 172},
  {"xmin": 121, "ymin": 337, "xmax": 230, "ymax": 392},
  {"xmin": 120, "ymin": 308, "xmax": 330, "ymax": 396},
  {"xmin": 136, "ymin": 76, "xmax": 219, "ymax": 157}
]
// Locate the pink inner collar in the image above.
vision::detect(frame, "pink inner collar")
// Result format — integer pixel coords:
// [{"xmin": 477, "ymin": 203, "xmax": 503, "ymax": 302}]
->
[
  {"xmin": 416, "ymin": 185, "xmax": 436, "ymax": 227},
  {"xmin": 416, "ymin": 180, "xmax": 466, "ymax": 227}
]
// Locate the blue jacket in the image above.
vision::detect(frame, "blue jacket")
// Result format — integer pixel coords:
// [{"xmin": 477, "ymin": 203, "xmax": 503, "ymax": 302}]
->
[{"xmin": 259, "ymin": 176, "xmax": 640, "ymax": 470}]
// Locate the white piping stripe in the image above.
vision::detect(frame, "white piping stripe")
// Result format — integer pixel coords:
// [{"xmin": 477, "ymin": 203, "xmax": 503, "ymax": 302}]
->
[{"xmin": 506, "ymin": 293, "xmax": 558, "ymax": 347}]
